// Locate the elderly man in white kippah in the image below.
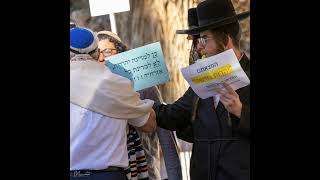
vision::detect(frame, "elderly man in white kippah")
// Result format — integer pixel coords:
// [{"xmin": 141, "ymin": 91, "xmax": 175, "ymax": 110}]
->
[{"xmin": 70, "ymin": 27, "xmax": 157, "ymax": 180}]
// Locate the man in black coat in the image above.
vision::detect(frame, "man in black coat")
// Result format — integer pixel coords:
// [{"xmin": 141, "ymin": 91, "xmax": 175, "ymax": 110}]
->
[{"xmin": 154, "ymin": 0, "xmax": 250, "ymax": 180}]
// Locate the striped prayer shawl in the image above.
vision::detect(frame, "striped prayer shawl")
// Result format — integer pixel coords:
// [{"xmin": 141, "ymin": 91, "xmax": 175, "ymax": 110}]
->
[{"xmin": 125, "ymin": 125, "xmax": 149, "ymax": 180}]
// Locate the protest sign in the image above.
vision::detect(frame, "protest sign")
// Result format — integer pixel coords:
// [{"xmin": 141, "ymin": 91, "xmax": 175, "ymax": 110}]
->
[
  {"xmin": 106, "ymin": 42, "xmax": 170, "ymax": 91},
  {"xmin": 181, "ymin": 49, "xmax": 250, "ymax": 99}
]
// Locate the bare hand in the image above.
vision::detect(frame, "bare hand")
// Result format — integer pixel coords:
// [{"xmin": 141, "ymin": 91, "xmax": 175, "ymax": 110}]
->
[{"xmin": 217, "ymin": 83, "xmax": 242, "ymax": 118}]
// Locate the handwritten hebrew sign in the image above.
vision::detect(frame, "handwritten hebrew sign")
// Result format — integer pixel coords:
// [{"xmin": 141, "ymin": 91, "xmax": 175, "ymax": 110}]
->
[{"xmin": 106, "ymin": 42, "xmax": 170, "ymax": 91}]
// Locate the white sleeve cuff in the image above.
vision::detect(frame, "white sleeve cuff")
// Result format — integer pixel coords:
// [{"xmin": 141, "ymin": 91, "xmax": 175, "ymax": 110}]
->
[{"xmin": 128, "ymin": 112, "xmax": 150, "ymax": 127}]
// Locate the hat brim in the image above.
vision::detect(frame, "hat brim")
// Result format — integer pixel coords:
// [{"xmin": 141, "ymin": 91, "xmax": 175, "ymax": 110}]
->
[{"xmin": 176, "ymin": 11, "xmax": 250, "ymax": 35}]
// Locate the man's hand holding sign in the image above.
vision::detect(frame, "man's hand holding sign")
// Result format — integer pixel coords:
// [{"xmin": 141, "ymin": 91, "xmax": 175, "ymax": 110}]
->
[
  {"xmin": 181, "ymin": 49, "xmax": 250, "ymax": 118},
  {"xmin": 217, "ymin": 83, "xmax": 242, "ymax": 118}
]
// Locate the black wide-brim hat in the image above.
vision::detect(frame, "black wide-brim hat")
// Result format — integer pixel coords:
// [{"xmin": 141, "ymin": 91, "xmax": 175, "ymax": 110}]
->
[
  {"xmin": 176, "ymin": 0, "xmax": 250, "ymax": 35},
  {"xmin": 187, "ymin": 8, "xmax": 198, "ymax": 29}
]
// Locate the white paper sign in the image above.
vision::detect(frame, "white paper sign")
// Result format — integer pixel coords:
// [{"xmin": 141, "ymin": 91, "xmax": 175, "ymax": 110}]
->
[
  {"xmin": 89, "ymin": 0, "xmax": 130, "ymax": 17},
  {"xmin": 181, "ymin": 49, "xmax": 250, "ymax": 99}
]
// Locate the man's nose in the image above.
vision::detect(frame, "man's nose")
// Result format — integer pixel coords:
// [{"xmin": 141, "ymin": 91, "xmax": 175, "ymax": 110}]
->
[
  {"xmin": 196, "ymin": 42, "xmax": 204, "ymax": 51},
  {"xmin": 99, "ymin": 54, "xmax": 104, "ymax": 61}
]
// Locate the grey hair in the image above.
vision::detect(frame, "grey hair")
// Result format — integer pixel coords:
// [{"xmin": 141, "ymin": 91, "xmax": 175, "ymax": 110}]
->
[
  {"xmin": 69, "ymin": 48, "xmax": 99, "ymax": 61},
  {"xmin": 90, "ymin": 49, "xmax": 100, "ymax": 60}
]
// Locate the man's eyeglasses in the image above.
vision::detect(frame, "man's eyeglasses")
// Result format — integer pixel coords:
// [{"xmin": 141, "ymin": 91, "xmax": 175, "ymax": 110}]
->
[
  {"xmin": 100, "ymin": 48, "xmax": 117, "ymax": 57},
  {"xmin": 197, "ymin": 37, "xmax": 213, "ymax": 45}
]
